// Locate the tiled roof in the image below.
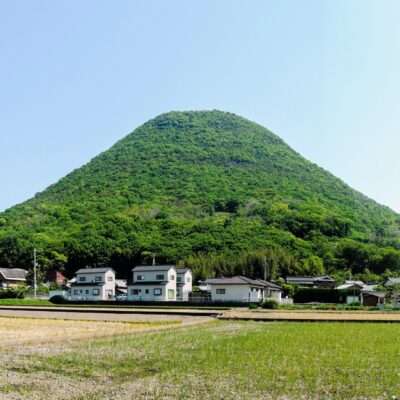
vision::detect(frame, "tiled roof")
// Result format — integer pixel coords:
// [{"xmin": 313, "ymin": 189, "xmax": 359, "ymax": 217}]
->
[
  {"xmin": 132, "ymin": 265, "xmax": 175, "ymax": 272},
  {"xmin": 204, "ymin": 276, "xmax": 265, "ymax": 288},
  {"xmin": 75, "ymin": 267, "xmax": 114, "ymax": 274},
  {"xmin": 0, "ymin": 268, "xmax": 28, "ymax": 281}
]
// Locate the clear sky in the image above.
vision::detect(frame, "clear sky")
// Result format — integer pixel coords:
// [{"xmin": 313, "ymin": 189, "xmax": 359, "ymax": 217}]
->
[{"xmin": 1, "ymin": 0, "xmax": 400, "ymax": 212}]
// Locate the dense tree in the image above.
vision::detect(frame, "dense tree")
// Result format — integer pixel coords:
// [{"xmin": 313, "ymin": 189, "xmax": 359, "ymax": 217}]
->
[{"xmin": 0, "ymin": 110, "xmax": 399, "ymax": 281}]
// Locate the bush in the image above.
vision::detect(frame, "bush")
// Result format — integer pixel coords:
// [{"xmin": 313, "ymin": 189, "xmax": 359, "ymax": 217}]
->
[
  {"xmin": 248, "ymin": 303, "xmax": 259, "ymax": 310},
  {"xmin": 293, "ymin": 288, "xmax": 340, "ymax": 304},
  {"xmin": 0, "ymin": 287, "xmax": 26, "ymax": 299},
  {"xmin": 262, "ymin": 299, "xmax": 279, "ymax": 309},
  {"xmin": 49, "ymin": 295, "xmax": 68, "ymax": 304}
]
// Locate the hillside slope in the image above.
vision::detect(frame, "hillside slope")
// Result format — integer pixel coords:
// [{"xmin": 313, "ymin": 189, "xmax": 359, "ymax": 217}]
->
[{"xmin": 1, "ymin": 111, "xmax": 399, "ymax": 279}]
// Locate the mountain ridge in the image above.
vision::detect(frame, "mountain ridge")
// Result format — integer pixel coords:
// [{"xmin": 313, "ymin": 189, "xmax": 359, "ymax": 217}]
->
[{"xmin": 1, "ymin": 110, "xmax": 399, "ymax": 281}]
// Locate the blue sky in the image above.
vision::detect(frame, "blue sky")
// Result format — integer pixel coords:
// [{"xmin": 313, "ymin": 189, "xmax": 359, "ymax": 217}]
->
[{"xmin": 1, "ymin": 0, "xmax": 400, "ymax": 211}]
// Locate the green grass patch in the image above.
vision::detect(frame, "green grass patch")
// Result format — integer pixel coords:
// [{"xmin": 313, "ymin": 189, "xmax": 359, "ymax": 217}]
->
[
  {"xmin": 13, "ymin": 321, "xmax": 400, "ymax": 399},
  {"xmin": 0, "ymin": 298, "xmax": 52, "ymax": 306}
]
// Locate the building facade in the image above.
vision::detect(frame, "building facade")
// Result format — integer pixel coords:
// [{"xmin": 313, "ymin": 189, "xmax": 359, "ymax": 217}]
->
[
  {"xmin": 176, "ymin": 268, "xmax": 192, "ymax": 301},
  {"xmin": 127, "ymin": 265, "xmax": 177, "ymax": 302},
  {"xmin": 70, "ymin": 267, "xmax": 116, "ymax": 301}
]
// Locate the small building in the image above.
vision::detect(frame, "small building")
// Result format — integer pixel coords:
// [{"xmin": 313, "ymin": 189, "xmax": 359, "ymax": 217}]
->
[
  {"xmin": 337, "ymin": 280, "xmax": 366, "ymax": 304},
  {"xmin": 256, "ymin": 279, "xmax": 283, "ymax": 303},
  {"xmin": 127, "ymin": 265, "xmax": 177, "ymax": 302},
  {"xmin": 361, "ymin": 291, "xmax": 385, "ymax": 307},
  {"xmin": 203, "ymin": 276, "xmax": 265, "ymax": 303},
  {"xmin": 286, "ymin": 275, "xmax": 336, "ymax": 289},
  {"xmin": 70, "ymin": 267, "xmax": 116, "ymax": 301},
  {"xmin": 176, "ymin": 268, "xmax": 192, "ymax": 301},
  {"xmin": 0, "ymin": 268, "xmax": 28, "ymax": 289}
]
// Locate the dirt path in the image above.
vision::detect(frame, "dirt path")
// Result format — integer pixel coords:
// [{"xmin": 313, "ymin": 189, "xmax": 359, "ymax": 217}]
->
[{"xmin": 0, "ymin": 308, "xmax": 213, "ymax": 325}]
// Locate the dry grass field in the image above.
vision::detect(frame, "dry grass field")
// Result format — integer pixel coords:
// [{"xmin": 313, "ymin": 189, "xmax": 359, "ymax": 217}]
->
[{"xmin": 2, "ymin": 317, "xmax": 400, "ymax": 399}]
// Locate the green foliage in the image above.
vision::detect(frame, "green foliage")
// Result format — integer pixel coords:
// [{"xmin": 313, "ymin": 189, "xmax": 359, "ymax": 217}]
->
[
  {"xmin": 0, "ymin": 110, "xmax": 399, "ymax": 280},
  {"xmin": 261, "ymin": 299, "xmax": 279, "ymax": 309},
  {"xmin": 0, "ymin": 286, "xmax": 26, "ymax": 299}
]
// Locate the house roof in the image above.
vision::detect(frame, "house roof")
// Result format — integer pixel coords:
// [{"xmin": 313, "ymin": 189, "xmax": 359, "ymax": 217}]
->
[
  {"xmin": 286, "ymin": 275, "xmax": 335, "ymax": 284},
  {"xmin": 0, "ymin": 268, "xmax": 28, "ymax": 281},
  {"xmin": 362, "ymin": 291, "xmax": 385, "ymax": 298},
  {"xmin": 385, "ymin": 278, "xmax": 400, "ymax": 286},
  {"xmin": 256, "ymin": 279, "xmax": 282, "ymax": 291},
  {"xmin": 132, "ymin": 265, "xmax": 176, "ymax": 272},
  {"xmin": 75, "ymin": 267, "xmax": 114, "ymax": 274},
  {"xmin": 176, "ymin": 268, "xmax": 191, "ymax": 274},
  {"xmin": 337, "ymin": 281, "xmax": 366, "ymax": 290},
  {"xmin": 204, "ymin": 276, "xmax": 265, "ymax": 288}
]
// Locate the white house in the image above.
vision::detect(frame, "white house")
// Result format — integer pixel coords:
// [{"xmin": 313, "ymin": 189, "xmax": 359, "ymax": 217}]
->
[
  {"xmin": 256, "ymin": 279, "xmax": 283, "ymax": 303},
  {"xmin": 127, "ymin": 265, "xmax": 177, "ymax": 302},
  {"xmin": 204, "ymin": 276, "xmax": 265, "ymax": 303},
  {"xmin": 70, "ymin": 267, "xmax": 116, "ymax": 301},
  {"xmin": 176, "ymin": 268, "xmax": 192, "ymax": 301},
  {"xmin": 0, "ymin": 268, "xmax": 28, "ymax": 289}
]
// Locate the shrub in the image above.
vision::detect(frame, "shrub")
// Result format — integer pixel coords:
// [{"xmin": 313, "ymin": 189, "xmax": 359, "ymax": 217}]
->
[
  {"xmin": 262, "ymin": 299, "xmax": 279, "ymax": 309},
  {"xmin": 248, "ymin": 303, "xmax": 259, "ymax": 310},
  {"xmin": 49, "ymin": 295, "xmax": 68, "ymax": 304},
  {"xmin": 0, "ymin": 287, "xmax": 26, "ymax": 299}
]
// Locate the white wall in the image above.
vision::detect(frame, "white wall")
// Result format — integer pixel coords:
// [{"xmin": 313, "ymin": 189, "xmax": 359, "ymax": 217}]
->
[
  {"xmin": 127, "ymin": 280, "xmax": 176, "ymax": 302},
  {"xmin": 71, "ymin": 270, "xmax": 115, "ymax": 301},
  {"xmin": 210, "ymin": 284, "xmax": 263, "ymax": 303},
  {"xmin": 177, "ymin": 270, "xmax": 192, "ymax": 301}
]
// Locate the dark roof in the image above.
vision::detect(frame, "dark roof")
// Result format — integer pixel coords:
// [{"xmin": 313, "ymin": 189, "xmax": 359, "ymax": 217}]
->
[
  {"xmin": 129, "ymin": 281, "xmax": 169, "ymax": 286},
  {"xmin": 176, "ymin": 268, "xmax": 191, "ymax": 274},
  {"xmin": 204, "ymin": 276, "xmax": 265, "ymax": 288},
  {"xmin": 0, "ymin": 268, "xmax": 28, "ymax": 281},
  {"xmin": 75, "ymin": 267, "xmax": 114, "ymax": 274},
  {"xmin": 256, "ymin": 279, "xmax": 282, "ymax": 290},
  {"xmin": 132, "ymin": 265, "xmax": 176, "ymax": 272},
  {"xmin": 362, "ymin": 291, "xmax": 385, "ymax": 298},
  {"xmin": 286, "ymin": 276, "xmax": 335, "ymax": 284}
]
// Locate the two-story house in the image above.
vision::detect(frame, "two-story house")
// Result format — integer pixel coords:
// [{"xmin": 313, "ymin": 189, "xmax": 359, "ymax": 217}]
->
[
  {"xmin": 127, "ymin": 265, "xmax": 177, "ymax": 302},
  {"xmin": 70, "ymin": 267, "xmax": 116, "ymax": 301},
  {"xmin": 176, "ymin": 268, "xmax": 192, "ymax": 301}
]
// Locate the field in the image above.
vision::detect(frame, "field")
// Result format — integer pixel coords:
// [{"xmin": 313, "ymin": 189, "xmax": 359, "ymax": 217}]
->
[{"xmin": 1, "ymin": 318, "xmax": 400, "ymax": 400}]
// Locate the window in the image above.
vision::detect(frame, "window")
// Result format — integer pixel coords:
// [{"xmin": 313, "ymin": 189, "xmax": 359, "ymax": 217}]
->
[
  {"xmin": 145, "ymin": 289, "xmax": 149, "ymax": 294},
  {"xmin": 170, "ymin": 274, "xmax": 175, "ymax": 281},
  {"xmin": 132, "ymin": 289, "xmax": 140, "ymax": 295},
  {"xmin": 156, "ymin": 274, "xmax": 165, "ymax": 281},
  {"xmin": 177, "ymin": 276, "xmax": 182, "ymax": 283},
  {"xmin": 92, "ymin": 289, "xmax": 100, "ymax": 295},
  {"xmin": 137, "ymin": 274, "xmax": 144, "ymax": 281},
  {"xmin": 186, "ymin": 277, "xmax": 191, "ymax": 283},
  {"xmin": 107, "ymin": 276, "xmax": 113, "ymax": 282},
  {"xmin": 216, "ymin": 289, "xmax": 226, "ymax": 295},
  {"xmin": 154, "ymin": 288, "xmax": 162, "ymax": 296},
  {"xmin": 168, "ymin": 289, "xmax": 175, "ymax": 300},
  {"xmin": 85, "ymin": 289, "xmax": 89, "ymax": 294},
  {"xmin": 95, "ymin": 276, "xmax": 102, "ymax": 282},
  {"xmin": 73, "ymin": 289, "xmax": 78, "ymax": 295},
  {"xmin": 79, "ymin": 276, "xmax": 86, "ymax": 282}
]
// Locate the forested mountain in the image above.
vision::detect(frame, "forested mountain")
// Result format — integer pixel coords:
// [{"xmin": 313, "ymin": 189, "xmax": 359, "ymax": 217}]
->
[{"xmin": 1, "ymin": 110, "xmax": 400, "ymax": 281}]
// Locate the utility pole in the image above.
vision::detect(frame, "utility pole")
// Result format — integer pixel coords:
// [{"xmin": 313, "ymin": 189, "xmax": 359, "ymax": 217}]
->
[{"xmin": 33, "ymin": 248, "xmax": 38, "ymax": 298}]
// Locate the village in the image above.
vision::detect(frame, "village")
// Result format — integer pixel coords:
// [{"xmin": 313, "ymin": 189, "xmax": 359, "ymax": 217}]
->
[{"xmin": 1, "ymin": 265, "xmax": 399, "ymax": 308}]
